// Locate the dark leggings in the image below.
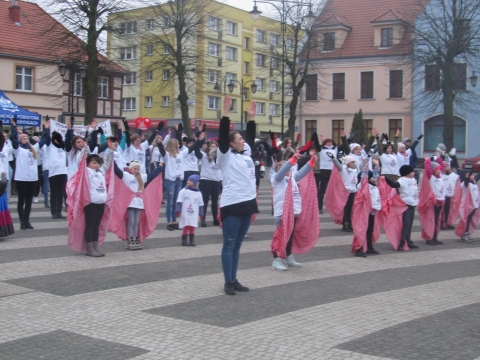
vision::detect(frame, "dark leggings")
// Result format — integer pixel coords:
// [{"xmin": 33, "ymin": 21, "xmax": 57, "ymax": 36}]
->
[
  {"xmin": 182, "ymin": 171, "xmax": 199, "ymax": 188},
  {"xmin": 49, "ymin": 174, "xmax": 67, "ymax": 215},
  {"xmin": 366, "ymin": 214, "xmax": 375, "ymax": 249},
  {"xmin": 442, "ymin": 196, "xmax": 451, "ymax": 226},
  {"xmin": 318, "ymin": 169, "xmax": 332, "ymax": 210},
  {"xmin": 433, "ymin": 205, "xmax": 443, "ymax": 241},
  {"xmin": 465, "ymin": 209, "xmax": 477, "ymax": 233},
  {"xmin": 84, "ymin": 203, "xmax": 105, "ymax": 243},
  {"xmin": 401, "ymin": 206, "xmax": 416, "ymax": 243},
  {"xmin": 343, "ymin": 193, "xmax": 355, "ymax": 228},
  {"xmin": 34, "ymin": 165, "xmax": 43, "ymax": 197},
  {"xmin": 314, "ymin": 173, "xmax": 321, "ymax": 210},
  {"xmin": 199, "ymin": 179, "xmax": 220, "ymax": 220},
  {"xmin": 17, "ymin": 180, "xmax": 36, "ymax": 222}
]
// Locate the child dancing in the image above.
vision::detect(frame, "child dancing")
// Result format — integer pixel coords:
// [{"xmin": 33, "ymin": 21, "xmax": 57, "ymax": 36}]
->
[{"xmin": 176, "ymin": 174, "xmax": 204, "ymax": 246}]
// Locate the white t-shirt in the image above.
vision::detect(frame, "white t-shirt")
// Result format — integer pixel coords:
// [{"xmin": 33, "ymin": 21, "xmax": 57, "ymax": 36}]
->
[
  {"xmin": 217, "ymin": 148, "xmax": 256, "ymax": 207},
  {"xmin": 121, "ymin": 172, "xmax": 148, "ymax": 209},
  {"xmin": 398, "ymin": 177, "xmax": 418, "ymax": 206},
  {"xmin": 14, "ymin": 144, "xmax": 39, "ymax": 182},
  {"xmin": 126, "ymin": 141, "xmax": 149, "ymax": 174},
  {"xmin": 443, "ymin": 172, "xmax": 459, "ymax": 197},
  {"xmin": 114, "ymin": 147, "xmax": 125, "ymax": 170},
  {"xmin": 340, "ymin": 165, "xmax": 359, "ymax": 193},
  {"xmin": 41, "ymin": 145, "xmax": 49, "ymax": 172},
  {"xmin": 47, "ymin": 144, "xmax": 67, "ymax": 177},
  {"xmin": 271, "ymin": 175, "xmax": 302, "ymax": 217},
  {"xmin": 370, "ymin": 184, "xmax": 381, "ymax": 211},
  {"xmin": 430, "ymin": 175, "xmax": 445, "ymax": 201},
  {"xmin": 178, "ymin": 188, "xmax": 204, "ymax": 228},
  {"xmin": 462, "ymin": 182, "xmax": 479, "ymax": 209},
  {"xmin": 380, "ymin": 153, "xmax": 398, "ymax": 175},
  {"xmin": 319, "ymin": 147, "xmax": 337, "ymax": 170},
  {"xmin": 183, "ymin": 150, "xmax": 199, "ymax": 172},
  {"xmin": 87, "ymin": 167, "xmax": 107, "ymax": 204},
  {"xmin": 164, "ymin": 149, "xmax": 189, "ymax": 181},
  {"xmin": 200, "ymin": 151, "xmax": 222, "ymax": 182},
  {"xmin": 0, "ymin": 145, "xmax": 13, "ymax": 178},
  {"xmin": 6, "ymin": 140, "xmax": 13, "ymax": 161},
  {"xmin": 150, "ymin": 146, "xmax": 163, "ymax": 164},
  {"xmin": 396, "ymin": 150, "xmax": 412, "ymax": 175}
]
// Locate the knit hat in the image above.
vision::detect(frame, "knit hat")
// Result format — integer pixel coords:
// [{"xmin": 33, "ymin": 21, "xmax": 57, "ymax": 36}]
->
[
  {"xmin": 436, "ymin": 143, "xmax": 447, "ymax": 153},
  {"xmin": 188, "ymin": 174, "xmax": 200, "ymax": 186},
  {"xmin": 398, "ymin": 143, "xmax": 406, "ymax": 151},
  {"xmin": 399, "ymin": 165, "xmax": 414, "ymax": 177},
  {"xmin": 19, "ymin": 133, "xmax": 28, "ymax": 141},
  {"xmin": 344, "ymin": 156, "xmax": 355, "ymax": 165},
  {"xmin": 431, "ymin": 161, "xmax": 441, "ymax": 173},
  {"xmin": 52, "ymin": 131, "xmax": 62, "ymax": 143},
  {"xmin": 402, "ymin": 138, "xmax": 411, "ymax": 145},
  {"xmin": 350, "ymin": 143, "xmax": 361, "ymax": 152},
  {"xmin": 128, "ymin": 160, "xmax": 141, "ymax": 170}
]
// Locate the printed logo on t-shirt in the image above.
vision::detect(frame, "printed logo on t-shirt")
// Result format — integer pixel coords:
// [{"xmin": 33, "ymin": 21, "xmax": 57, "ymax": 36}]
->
[
  {"xmin": 97, "ymin": 182, "xmax": 105, "ymax": 193},
  {"xmin": 390, "ymin": 159, "xmax": 396, "ymax": 165},
  {"xmin": 129, "ymin": 179, "xmax": 137, "ymax": 185},
  {"xmin": 187, "ymin": 203, "xmax": 194, "ymax": 215}
]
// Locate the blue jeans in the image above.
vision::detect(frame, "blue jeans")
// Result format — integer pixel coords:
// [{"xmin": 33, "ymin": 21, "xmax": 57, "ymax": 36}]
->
[
  {"xmin": 165, "ymin": 178, "xmax": 182, "ymax": 223},
  {"xmin": 42, "ymin": 170, "xmax": 49, "ymax": 205},
  {"xmin": 221, "ymin": 215, "xmax": 251, "ymax": 283}
]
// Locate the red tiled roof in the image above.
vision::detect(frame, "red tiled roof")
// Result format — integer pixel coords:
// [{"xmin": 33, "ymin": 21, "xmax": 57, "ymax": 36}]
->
[
  {"xmin": 318, "ymin": 14, "xmax": 352, "ymax": 28},
  {"xmin": 309, "ymin": 0, "xmax": 426, "ymax": 60},
  {"xmin": 0, "ymin": 0, "xmax": 125, "ymax": 73}
]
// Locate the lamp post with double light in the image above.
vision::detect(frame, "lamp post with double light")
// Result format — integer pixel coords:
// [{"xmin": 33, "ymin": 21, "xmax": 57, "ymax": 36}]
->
[
  {"xmin": 250, "ymin": 0, "xmax": 315, "ymax": 137},
  {"xmin": 214, "ymin": 79, "xmax": 258, "ymax": 131},
  {"xmin": 58, "ymin": 60, "xmax": 87, "ymax": 124}
]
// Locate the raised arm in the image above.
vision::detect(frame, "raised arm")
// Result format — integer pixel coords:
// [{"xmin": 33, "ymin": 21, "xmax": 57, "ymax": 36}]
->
[
  {"xmin": 383, "ymin": 175, "xmax": 401, "ymax": 189},
  {"xmin": 245, "ymin": 120, "xmax": 256, "ymax": 152},
  {"xmin": 340, "ymin": 129, "xmax": 350, "ymax": 155},
  {"xmin": 274, "ymin": 153, "xmax": 300, "ymax": 183},
  {"xmin": 331, "ymin": 154, "xmax": 343, "ymax": 171},
  {"xmin": 410, "ymin": 134, "xmax": 423, "ymax": 151},
  {"xmin": 157, "ymin": 141, "xmax": 166, "ymax": 157},
  {"xmin": 146, "ymin": 165, "xmax": 163, "ymax": 187},
  {"xmin": 65, "ymin": 128, "xmax": 74, "ymax": 152},
  {"xmin": 113, "ymin": 161, "xmax": 124, "ymax": 179},
  {"xmin": 10, "ymin": 119, "xmax": 18, "ymax": 149}
]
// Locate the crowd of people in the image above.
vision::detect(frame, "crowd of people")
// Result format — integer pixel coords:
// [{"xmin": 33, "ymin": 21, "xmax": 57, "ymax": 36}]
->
[{"xmin": 0, "ymin": 97, "xmax": 478, "ymax": 296}]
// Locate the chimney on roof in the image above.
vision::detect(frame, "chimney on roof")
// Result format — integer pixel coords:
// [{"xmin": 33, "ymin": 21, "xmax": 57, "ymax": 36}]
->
[{"xmin": 9, "ymin": 0, "xmax": 21, "ymax": 26}]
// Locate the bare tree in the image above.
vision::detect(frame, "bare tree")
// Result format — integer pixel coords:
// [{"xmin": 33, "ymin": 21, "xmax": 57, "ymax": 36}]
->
[{"xmin": 413, "ymin": 0, "xmax": 480, "ymax": 149}]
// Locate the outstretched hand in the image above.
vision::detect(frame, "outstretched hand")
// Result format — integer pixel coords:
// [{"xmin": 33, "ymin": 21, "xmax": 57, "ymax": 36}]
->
[
  {"xmin": 223, "ymin": 96, "xmax": 232, "ymax": 117},
  {"xmin": 396, "ymin": 128, "xmax": 401, "ymax": 137},
  {"xmin": 10, "ymin": 117, "xmax": 16, "ymax": 127},
  {"xmin": 339, "ymin": 129, "xmax": 346, "ymax": 137},
  {"xmin": 289, "ymin": 152, "xmax": 301, "ymax": 165},
  {"xmin": 309, "ymin": 154, "xmax": 318, "ymax": 167}
]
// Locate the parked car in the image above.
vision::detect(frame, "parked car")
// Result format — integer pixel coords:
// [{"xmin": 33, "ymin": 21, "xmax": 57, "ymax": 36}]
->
[{"xmin": 462, "ymin": 154, "xmax": 480, "ymax": 171}]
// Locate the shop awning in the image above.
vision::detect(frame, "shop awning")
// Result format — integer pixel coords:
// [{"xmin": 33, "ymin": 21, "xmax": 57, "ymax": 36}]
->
[{"xmin": 0, "ymin": 90, "xmax": 42, "ymax": 126}]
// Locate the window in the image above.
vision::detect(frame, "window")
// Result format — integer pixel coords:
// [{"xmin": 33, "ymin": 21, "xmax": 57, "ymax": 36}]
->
[
  {"xmin": 425, "ymin": 64, "xmax": 440, "ymax": 91},
  {"xmin": 226, "ymin": 21, "xmax": 237, "ymax": 35},
  {"xmin": 389, "ymin": 70, "xmax": 403, "ymax": 98},
  {"xmin": 269, "ymin": 103, "xmax": 278, "ymax": 116},
  {"xmin": 243, "ymin": 88, "xmax": 249, "ymax": 100},
  {"xmin": 97, "ymin": 76, "xmax": 108, "ymax": 99},
  {"xmin": 388, "ymin": 119, "xmax": 402, "ymax": 140},
  {"xmin": 230, "ymin": 99, "xmax": 236, "ymax": 112},
  {"xmin": 332, "ymin": 73, "xmax": 345, "ymax": 100},
  {"xmin": 146, "ymin": 71, "xmax": 153, "ymax": 81},
  {"xmin": 453, "ymin": 63, "xmax": 467, "ymax": 91},
  {"xmin": 285, "ymin": 105, "xmax": 291, "ymax": 116},
  {"xmin": 208, "ymin": 70, "xmax": 218, "ymax": 83},
  {"xmin": 164, "ymin": 17, "xmax": 171, "ymax": 27},
  {"xmin": 226, "ymin": 46, "xmax": 237, "ymax": 61},
  {"xmin": 244, "ymin": 61, "xmax": 250, "ymax": 75},
  {"xmin": 146, "ymin": 45, "xmax": 153, "ymax": 55},
  {"xmin": 286, "ymin": 83, "xmax": 293, "ymax": 95},
  {"xmin": 364, "ymin": 119, "xmax": 373, "ymax": 136},
  {"xmin": 145, "ymin": 96, "xmax": 153, "ymax": 107},
  {"xmin": 286, "ymin": 38, "xmax": 293, "ymax": 50},
  {"xmin": 226, "ymin": 73, "xmax": 236, "ymax": 86},
  {"xmin": 332, "ymin": 120, "xmax": 344, "ymax": 145},
  {"xmin": 209, "ymin": 16, "xmax": 220, "ymax": 31},
  {"xmin": 147, "ymin": 19, "xmax": 154, "ymax": 30},
  {"xmin": 360, "ymin": 71, "xmax": 374, "ymax": 99},
  {"xmin": 208, "ymin": 96, "xmax": 220, "ymax": 110},
  {"xmin": 381, "ymin": 28, "xmax": 393, "ymax": 47},
  {"xmin": 73, "ymin": 73, "xmax": 82, "ymax": 96},
  {"xmin": 305, "ymin": 74, "xmax": 318, "ymax": 100},
  {"xmin": 424, "ymin": 115, "xmax": 466, "ymax": 152},
  {"xmin": 162, "ymin": 96, "xmax": 170, "ymax": 107},
  {"xmin": 163, "ymin": 70, "xmax": 170, "ymax": 80},
  {"xmin": 123, "ymin": 72, "xmax": 136, "ymax": 85},
  {"xmin": 256, "ymin": 78, "xmax": 265, "ymax": 91},
  {"xmin": 244, "ymin": 37, "xmax": 250, "ymax": 50},
  {"xmin": 270, "ymin": 57, "xmax": 279, "ymax": 70},
  {"xmin": 120, "ymin": 21, "xmax": 137, "ymax": 35},
  {"xmin": 323, "ymin": 32, "xmax": 335, "ymax": 51},
  {"xmin": 120, "ymin": 47, "xmax": 136, "ymax": 60},
  {"xmin": 122, "ymin": 97, "xmax": 136, "ymax": 110},
  {"xmin": 256, "ymin": 102, "xmax": 265, "ymax": 115},
  {"xmin": 256, "ymin": 54, "xmax": 266, "ymax": 67},
  {"xmin": 256, "ymin": 29, "xmax": 266, "ymax": 43},
  {"xmin": 305, "ymin": 120, "xmax": 317, "ymax": 142},
  {"xmin": 163, "ymin": 45, "xmax": 170, "ymax": 54},
  {"xmin": 16, "ymin": 66, "xmax": 33, "ymax": 91},
  {"xmin": 270, "ymin": 34, "xmax": 279, "ymax": 46},
  {"xmin": 208, "ymin": 43, "xmax": 220, "ymax": 57},
  {"xmin": 270, "ymin": 80, "xmax": 279, "ymax": 93}
]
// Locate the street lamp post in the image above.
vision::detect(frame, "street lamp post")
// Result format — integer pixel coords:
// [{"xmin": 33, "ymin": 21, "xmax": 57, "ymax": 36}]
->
[
  {"xmin": 214, "ymin": 79, "xmax": 258, "ymax": 131},
  {"xmin": 250, "ymin": 0, "xmax": 315, "ymax": 137},
  {"xmin": 58, "ymin": 60, "xmax": 87, "ymax": 124}
]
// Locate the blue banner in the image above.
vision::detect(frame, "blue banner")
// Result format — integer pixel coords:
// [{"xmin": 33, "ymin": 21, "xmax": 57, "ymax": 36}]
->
[{"xmin": 0, "ymin": 90, "xmax": 42, "ymax": 126}]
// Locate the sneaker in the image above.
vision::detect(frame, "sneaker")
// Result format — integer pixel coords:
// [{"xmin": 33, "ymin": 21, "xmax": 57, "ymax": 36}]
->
[
  {"xmin": 460, "ymin": 233, "xmax": 472, "ymax": 242},
  {"xmin": 33, "ymin": 197, "xmax": 38, "ymax": 203},
  {"xmin": 272, "ymin": 258, "xmax": 288, "ymax": 271},
  {"xmin": 57, "ymin": 213, "xmax": 66, "ymax": 219},
  {"xmin": 433, "ymin": 239, "xmax": 443, "ymax": 245},
  {"xmin": 355, "ymin": 249, "xmax": 367, "ymax": 258},
  {"xmin": 426, "ymin": 240, "xmax": 436, "ymax": 245},
  {"xmin": 52, "ymin": 214, "xmax": 59, "ymax": 219},
  {"xmin": 173, "ymin": 223, "xmax": 180, "ymax": 230},
  {"xmin": 167, "ymin": 224, "xmax": 174, "ymax": 231},
  {"xmin": 224, "ymin": 282, "xmax": 236, "ymax": 295},
  {"xmin": 134, "ymin": 238, "xmax": 142, "ymax": 249},
  {"xmin": 232, "ymin": 279, "xmax": 249, "ymax": 292},
  {"xmin": 127, "ymin": 238, "xmax": 136, "ymax": 250},
  {"xmin": 284, "ymin": 254, "xmax": 301, "ymax": 267},
  {"xmin": 407, "ymin": 241, "xmax": 419, "ymax": 249},
  {"xmin": 366, "ymin": 249, "xmax": 380, "ymax": 255}
]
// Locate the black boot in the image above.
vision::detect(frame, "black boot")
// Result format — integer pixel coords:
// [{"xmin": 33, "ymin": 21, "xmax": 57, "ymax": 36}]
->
[
  {"xmin": 224, "ymin": 282, "xmax": 236, "ymax": 295},
  {"xmin": 407, "ymin": 240, "xmax": 419, "ymax": 249},
  {"xmin": 366, "ymin": 236, "xmax": 379, "ymax": 255},
  {"xmin": 189, "ymin": 234, "xmax": 196, "ymax": 246},
  {"xmin": 25, "ymin": 221, "xmax": 34, "ymax": 229},
  {"xmin": 426, "ymin": 240, "xmax": 436, "ymax": 245},
  {"xmin": 181, "ymin": 235, "xmax": 190, "ymax": 246},
  {"xmin": 201, "ymin": 220, "xmax": 207, "ymax": 227},
  {"xmin": 433, "ymin": 238, "xmax": 443, "ymax": 245},
  {"xmin": 397, "ymin": 239, "xmax": 405, "ymax": 251},
  {"xmin": 213, "ymin": 219, "xmax": 220, "ymax": 226},
  {"xmin": 355, "ymin": 249, "xmax": 367, "ymax": 258},
  {"xmin": 232, "ymin": 279, "xmax": 249, "ymax": 292},
  {"xmin": 20, "ymin": 222, "xmax": 26, "ymax": 230}
]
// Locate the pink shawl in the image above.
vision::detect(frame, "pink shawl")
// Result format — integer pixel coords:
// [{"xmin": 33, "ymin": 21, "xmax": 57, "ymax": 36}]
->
[
  {"xmin": 455, "ymin": 185, "xmax": 480, "ymax": 236},
  {"xmin": 418, "ymin": 173, "xmax": 438, "ymax": 240},
  {"xmin": 446, "ymin": 179, "xmax": 462, "ymax": 226},
  {"xmin": 292, "ymin": 170, "xmax": 320, "ymax": 254},
  {"xmin": 66, "ymin": 155, "xmax": 115, "ymax": 252},
  {"xmin": 325, "ymin": 166, "xmax": 350, "ymax": 224},
  {"xmin": 377, "ymin": 177, "xmax": 408, "ymax": 250},
  {"xmin": 108, "ymin": 175, "xmax": 163, "ymax": 242},
  {"xmin": 270, "ymin": 177, "xmax": 295, "ymax": 258}
]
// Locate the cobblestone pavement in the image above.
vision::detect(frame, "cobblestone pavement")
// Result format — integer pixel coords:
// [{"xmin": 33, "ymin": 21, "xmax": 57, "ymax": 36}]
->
[{"xmin": 1, "ymin": 177, "xmax": 480, "ymax": 360}]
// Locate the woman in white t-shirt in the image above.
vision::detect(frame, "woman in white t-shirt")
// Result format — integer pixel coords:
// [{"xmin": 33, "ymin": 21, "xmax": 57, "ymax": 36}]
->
[
  {"xmin": 11, "ymin": 119, "xmax": 42, "ymax": 230},
  {"xmin": 198, "ymin": 140, "xmax": 222, "ymax": 227},
  {"xmin": 375, "ymin": 128, "xmax": 400, "ymax": 181},
  {"xmin": 124, "ymin": 122, "xmax": 164, "ymax": 175}
]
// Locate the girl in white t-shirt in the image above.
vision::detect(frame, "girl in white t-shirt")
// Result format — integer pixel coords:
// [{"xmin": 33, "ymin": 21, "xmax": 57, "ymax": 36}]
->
[
  {"xmin": 175, "ymin": 174, "xmax": 204, "ymax": 246},
  {"xmin": 375, "ymin": 128, "xmax": 400, "ymax": 180},
  {"xmin": 458, "ymin": 172, "xmax": 480, "ymax": 242}
]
